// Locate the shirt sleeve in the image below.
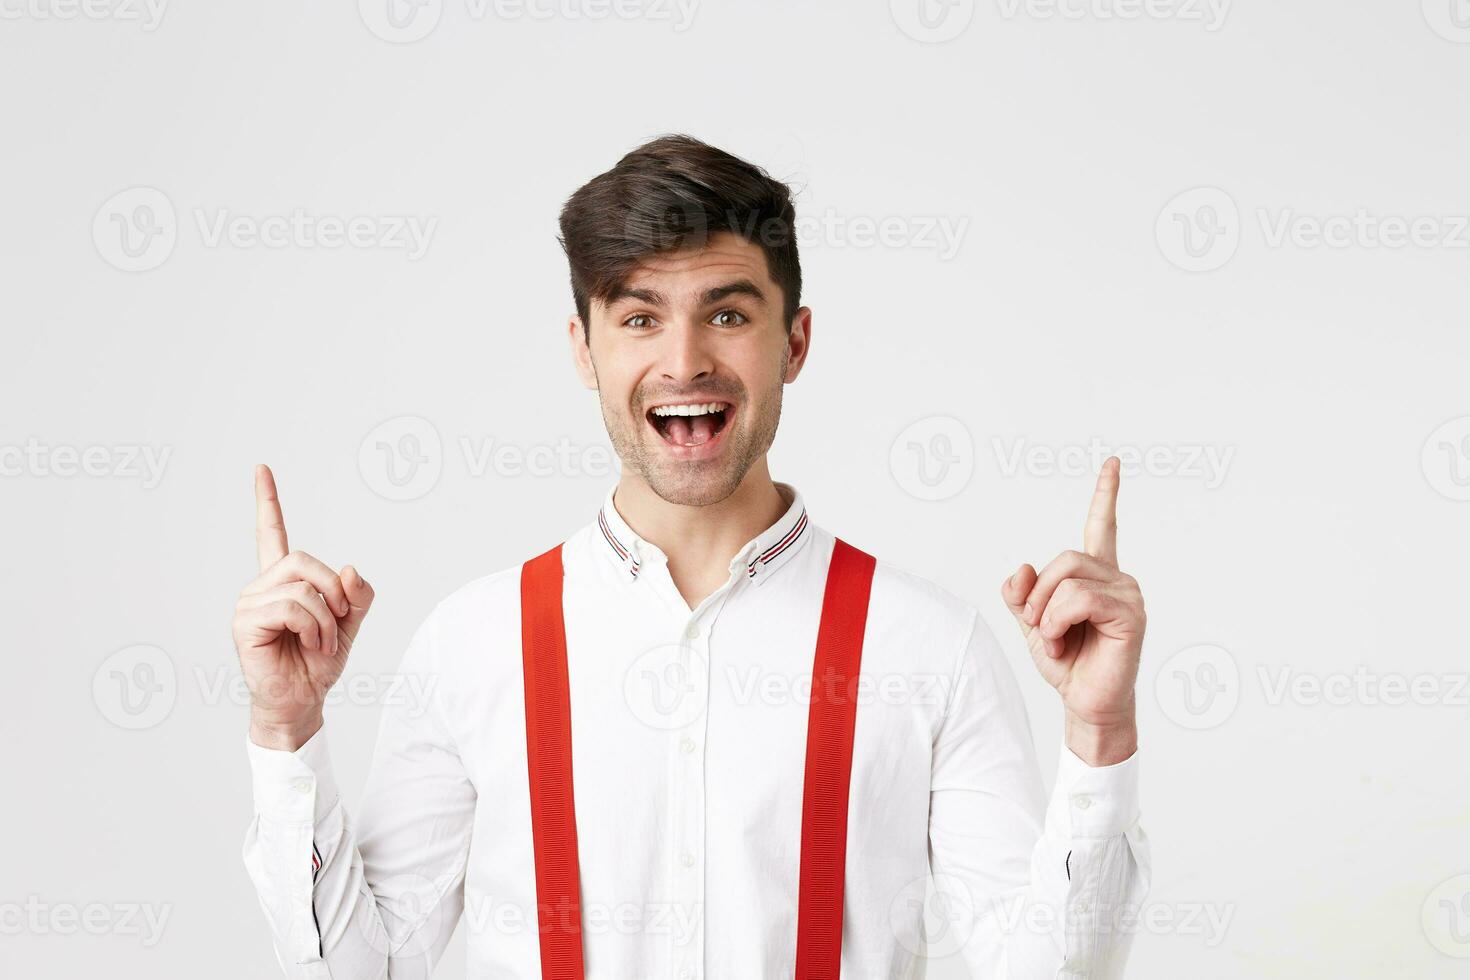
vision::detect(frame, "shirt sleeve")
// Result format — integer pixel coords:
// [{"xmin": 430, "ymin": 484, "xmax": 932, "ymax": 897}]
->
[
  {"xmin": 240, "ymin": 609, "xmax": 478, "ymax": 980},
  {"xmin": 927, "ymin": 607, "xmax": 1152, "ymax": 979}
]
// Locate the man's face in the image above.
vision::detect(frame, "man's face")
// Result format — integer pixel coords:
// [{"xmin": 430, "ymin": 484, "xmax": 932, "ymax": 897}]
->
[{"xmin": 569, "ymin": 232, "xmax": 810, "ymax": 507}]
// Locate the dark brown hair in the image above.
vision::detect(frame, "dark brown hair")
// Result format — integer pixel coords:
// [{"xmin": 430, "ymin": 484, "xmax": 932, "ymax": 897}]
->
[{"xmin": 558, "ymin": 134, "xmax": 802, "ymax": 339}]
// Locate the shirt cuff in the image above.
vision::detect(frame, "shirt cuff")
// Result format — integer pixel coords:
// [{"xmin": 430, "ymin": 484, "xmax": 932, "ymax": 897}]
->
[
  {"xmin": 245, "ymin": 725, "xmax": 341, "ymax": 825},
  {"xmin": 1045, "ymin": 741, "xmax": 1140, "ymax": 840}
]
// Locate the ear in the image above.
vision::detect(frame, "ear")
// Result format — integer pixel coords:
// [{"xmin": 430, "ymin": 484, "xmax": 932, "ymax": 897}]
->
[
  {"xmin": 567, "ymin": 315, "xmax": 598, "ymax": 390},
  {"xmin": 782, "ymin": 306, "xmax": 813, "ymax": 384}
]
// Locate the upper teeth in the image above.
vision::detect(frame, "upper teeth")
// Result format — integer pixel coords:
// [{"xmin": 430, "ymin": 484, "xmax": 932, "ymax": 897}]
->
[{"xmin": 651, "ymin": 402, "xmax": 725, "ymax": 417}]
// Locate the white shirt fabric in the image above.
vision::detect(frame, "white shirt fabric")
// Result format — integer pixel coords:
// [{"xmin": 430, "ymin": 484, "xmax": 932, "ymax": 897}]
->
[{"xmin": 242, "ymin": 482, "xmax": 1150, "ymax": 979}]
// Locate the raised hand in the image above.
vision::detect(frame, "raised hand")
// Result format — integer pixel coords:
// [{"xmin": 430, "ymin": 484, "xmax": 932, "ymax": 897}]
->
[
  {"xmin": 1000, "ymin": 456, "xmax": 1146, "ymax": 766},
  {"xmin": 232, "ymin": 464, "xmax": 375, "ymax": 750}
]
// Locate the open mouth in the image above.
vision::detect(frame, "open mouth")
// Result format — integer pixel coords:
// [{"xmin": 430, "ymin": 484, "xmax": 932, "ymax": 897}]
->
[{"xmin": 646, "ymin": 401, "xmax": 732, "ymax": 451}]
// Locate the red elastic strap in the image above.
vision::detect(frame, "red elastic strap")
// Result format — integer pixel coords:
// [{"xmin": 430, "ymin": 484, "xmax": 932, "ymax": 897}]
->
[
  {"xmin": 520, "ymin": 543, "xmax": 586, "ymax": 980},
  {"xmin": 521, "ymin": 536, "xmax": 876, "ymax": 980},
  {"xmin": 794, "ymin": 537, "xmax": 876, "ymax": 980}
]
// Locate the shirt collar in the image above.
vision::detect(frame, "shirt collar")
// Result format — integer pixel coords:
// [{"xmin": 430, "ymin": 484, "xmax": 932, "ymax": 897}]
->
[{"xmin": 595, "ymin": 482, "xmax": 811, "ymax": 587}]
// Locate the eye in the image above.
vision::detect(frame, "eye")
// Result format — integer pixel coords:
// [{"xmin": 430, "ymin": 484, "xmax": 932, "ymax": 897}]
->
[
  {"xmin": 711, "ymin": 309, "xmax": 748, "ymax": 327},
  {"xmin": 623, "ymin": 313, "xmax": 655, "ymax": 330}
]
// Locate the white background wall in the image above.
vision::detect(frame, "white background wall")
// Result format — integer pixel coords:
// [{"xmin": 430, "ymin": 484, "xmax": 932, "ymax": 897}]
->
[{"xmin": 3, "ymin": 1, "xmax": 1468, "ymax": 977}]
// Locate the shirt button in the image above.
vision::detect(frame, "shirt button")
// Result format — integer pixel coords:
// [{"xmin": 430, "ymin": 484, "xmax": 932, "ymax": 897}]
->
[
  {"xmin": 684, "ymin": 623, "xmax": 700, "ymax": 641},
  {"xmin": 1075, "ymin": 902, "xmax": 1091, "ymax": 914},
  {"xmin": 1071, "ymin": 794, "xmax": 1092, "ymax": 810},
  {"xmin": 679, "ymin": 735, "xmax": 696, "ymax": 754},
  {"xmin": 291, "ymin": 778, "xmax": 311, "ymax": 795},
  {"xmin": 679, "ymin": 970, "xmax": 694, "ymax": 980},
  {"xmin": 680, "ymin": 851, "xmax": 695, "ymax": 868}
]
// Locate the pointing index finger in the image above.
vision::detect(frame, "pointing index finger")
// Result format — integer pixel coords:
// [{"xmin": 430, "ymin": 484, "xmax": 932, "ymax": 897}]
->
[
  {"xmin": 255, "ymin": 464, "xmax": 289, "ymax": 572},
  {"xmin": 1083, "ymin": 456, "xmax": 1120, "ymax": 566}
]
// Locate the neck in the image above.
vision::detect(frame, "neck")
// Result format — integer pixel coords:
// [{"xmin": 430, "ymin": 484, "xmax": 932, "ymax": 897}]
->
[{"xmin": 613, "ymin": 463, "xmax": 791, "ymax": 607}]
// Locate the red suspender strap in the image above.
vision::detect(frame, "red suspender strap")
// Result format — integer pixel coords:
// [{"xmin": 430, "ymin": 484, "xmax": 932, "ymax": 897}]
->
[
  {"xmin": 520, "ymin": 536, "xmax": 877, "ymax": 980},
  {"xmin": 794, "ymin": 537, "xmax": 877, "ymax": 980},
  {"xmin": 520, "ymin": 543, "xmax": 586, "ymax": 980}
]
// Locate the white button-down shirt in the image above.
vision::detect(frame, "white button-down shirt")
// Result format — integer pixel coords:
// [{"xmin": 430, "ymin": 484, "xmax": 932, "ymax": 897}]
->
[{"xmin": 243, "ymin": 482, "xmax": 1150, "ymax": 979}]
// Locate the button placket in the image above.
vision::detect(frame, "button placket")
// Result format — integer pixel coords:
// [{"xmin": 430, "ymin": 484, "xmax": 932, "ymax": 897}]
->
[
  {"xmin": 646, "ymin": 560, "xmax": 742, "ymax": 979},
  {"xmin": 668, "ymin": 619, "xmax": 708, "ymax": 980}
]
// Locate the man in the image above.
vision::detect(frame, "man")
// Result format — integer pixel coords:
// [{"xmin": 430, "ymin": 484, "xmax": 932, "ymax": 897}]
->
[{"xmin": 236, "ymin": 134, "xmax": 1150, "ymax": 979}]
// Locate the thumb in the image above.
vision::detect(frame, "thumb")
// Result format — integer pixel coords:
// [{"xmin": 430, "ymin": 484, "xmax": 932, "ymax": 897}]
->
[{"xmin": 336, "ymin": 565, "xmax": 376, "ymax": 651}]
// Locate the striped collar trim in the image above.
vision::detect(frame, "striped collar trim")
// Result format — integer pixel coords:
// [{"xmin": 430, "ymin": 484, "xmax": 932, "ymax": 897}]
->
[
  {"xmin": 745, "ymin": 504, "xmax": 807, "ymax": 581},
  {"xmin": 594, "ymin": 482, "xmax": 811, "ymax": 586},
  {"xmin": 597, "ymin": 500, "xmax": 642, "ymax": 580}
]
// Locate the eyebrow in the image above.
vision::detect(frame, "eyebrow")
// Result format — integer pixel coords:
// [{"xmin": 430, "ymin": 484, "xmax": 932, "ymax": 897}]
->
[
  {"xmin": 699, "ymin": 279, "xmax": 768, "ymax": 307},
  {"xmin": 606, "ymin": 285, "xmax": 667, "ymax": 307},
  {"xmin": 605, "ymin": 279, "xmax": 769, "ymax": 309}
]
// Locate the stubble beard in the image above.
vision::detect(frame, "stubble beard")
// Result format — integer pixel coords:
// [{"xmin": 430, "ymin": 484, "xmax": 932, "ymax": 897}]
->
[{"xmin": 598, "ymin": 352, "xmax": 787, "ymax": 508}]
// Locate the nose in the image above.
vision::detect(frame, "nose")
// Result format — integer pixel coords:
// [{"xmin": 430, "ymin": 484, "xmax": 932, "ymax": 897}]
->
[{"xmin": 658, "ymin": 319, "xmax": 716, "ymax": 387}]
